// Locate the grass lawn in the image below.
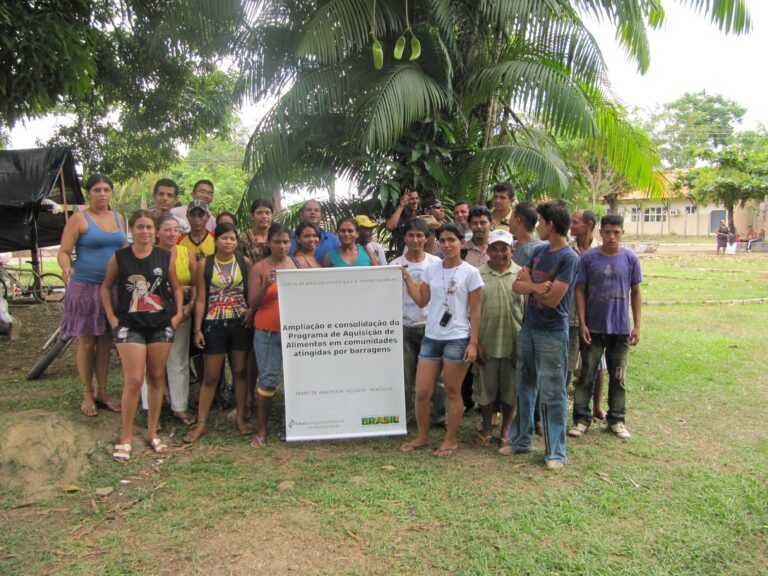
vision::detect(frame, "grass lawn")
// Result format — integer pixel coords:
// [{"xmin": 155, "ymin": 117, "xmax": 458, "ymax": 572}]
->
[{"xmin": 0, "ymin": 253, "xmax": 766, "ymax": 575}]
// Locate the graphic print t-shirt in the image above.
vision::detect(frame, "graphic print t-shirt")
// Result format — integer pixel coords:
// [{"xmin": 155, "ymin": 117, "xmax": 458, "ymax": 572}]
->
[
  {"xmin": 523, "ymin": 244, "xmax": 579, "ymax": 332},
  {"xmin": 206, "ymin": 257, "xmax": 247, "ymax": 321}
]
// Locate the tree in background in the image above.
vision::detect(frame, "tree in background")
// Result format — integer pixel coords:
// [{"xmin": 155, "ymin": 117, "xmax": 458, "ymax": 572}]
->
[
  {"xmin": 682, "ymin": 130, "xmax": 768, "ymax": 232},
  {"xmin": 2, "ymin": 0, "xmax": 242, "ymax": 181},
  {"xmin": 237, "ymin": 0, "xmax": 749, "ymax": 215},
  {"xmin": 645, "ymin": 90, "xmax": 747, "ymax": 168}
]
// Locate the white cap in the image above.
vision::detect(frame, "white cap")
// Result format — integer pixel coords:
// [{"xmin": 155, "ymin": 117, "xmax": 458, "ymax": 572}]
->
[{"xmin": 488, "ymin": 229, "xmax": 514, "ymax": 246}]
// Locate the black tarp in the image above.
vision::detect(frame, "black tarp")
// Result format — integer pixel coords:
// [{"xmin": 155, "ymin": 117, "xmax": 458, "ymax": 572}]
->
[{"xmin": 0, "ymin": 148, "xmax": 84, "ymax": 252}]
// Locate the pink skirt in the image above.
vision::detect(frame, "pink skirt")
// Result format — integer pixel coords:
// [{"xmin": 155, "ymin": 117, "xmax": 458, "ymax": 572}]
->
[{"xmin": 60, "ymin": 280, "xmax": 113, "ymax": 337}]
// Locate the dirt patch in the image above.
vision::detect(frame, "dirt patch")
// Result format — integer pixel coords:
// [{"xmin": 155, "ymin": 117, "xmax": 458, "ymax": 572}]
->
[
  {"xmin": 174, "ymin": 507, "xmax": 370, "ymax": 576},
  {"xmin": 0, "ymin": 409, "xmax": 98, "ymax": 499}
]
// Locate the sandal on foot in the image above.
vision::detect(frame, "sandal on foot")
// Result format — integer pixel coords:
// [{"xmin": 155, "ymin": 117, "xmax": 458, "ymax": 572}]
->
[
  {"xmin": 94, "ymin": 398, "xmax": 121, "ymax": 413},
  {"xmin": 80, "ymin": 402, "xmax": 98, "ymax": 417},
  {"xmin": 399, "ymin": 441, "xmax": 430, "ymax": 453},
  {"xmin": 113, "ymin": 444, "xmax": 131, "ymax": 463},
  {"xmin": 183, "ymin": 426, "xmax": 207, "ymax": 444},
  {"xmin": 250, "ymin": 435, "xmax": 266, "ymax": 448},
  {"xmin": 148, "ymin": 438, "xmax": 168, "ymax": 454},
  {"xmin": 173, "ymin": 411, "xmax": 197, "ymax": 426},
  {"xmin": 236, "ymin": 421, "xmax": 253, "ymax": 436},
  {"xmin": 475, "ymin": 434, "xmax": 493, "ymax": 447},
  {"xmin": 498, "ymin": 436, "xmax": 509, "ymax": 448},
  {"xmin": 433, "ymin": 446, "xmax": 457, "ymax": 458}
]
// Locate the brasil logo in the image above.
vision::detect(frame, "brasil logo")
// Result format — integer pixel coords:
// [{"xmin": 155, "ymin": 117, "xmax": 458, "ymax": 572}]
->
[{"xmin": 361, "ymin": 415, "xmax": 400, "ymax": 426}]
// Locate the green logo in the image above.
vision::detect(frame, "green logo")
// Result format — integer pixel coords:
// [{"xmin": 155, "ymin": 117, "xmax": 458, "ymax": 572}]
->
[{"xmin": 361, "ymin": 416, "xmax": 400, "ymax": 426}]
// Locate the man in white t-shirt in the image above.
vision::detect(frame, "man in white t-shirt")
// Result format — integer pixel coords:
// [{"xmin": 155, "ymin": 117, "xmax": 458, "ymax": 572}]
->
[{"xmin": 390, "ymin": 218, "xmax": 445, "ymax": 425}]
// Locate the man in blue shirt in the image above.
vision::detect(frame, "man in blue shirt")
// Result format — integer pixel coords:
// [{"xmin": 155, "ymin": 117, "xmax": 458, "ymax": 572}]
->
[
  {"xmin": 290, "ymin": 199, "xmax": 340, "ymax": 263},
  {"xmin": 500, "ymin": 200, "xmax": 579, "ymax": 471}
]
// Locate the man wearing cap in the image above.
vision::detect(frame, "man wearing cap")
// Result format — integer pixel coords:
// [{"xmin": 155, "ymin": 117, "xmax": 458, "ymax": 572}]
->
[
  {"xmin": 491, "ymin": 182, "xmax": 516, "ymax": 231},
  {"xmin": 354, "ymin": 215, "xmax": 388, "ymax": 265},
  {"xmin": 464, "ymin": 206, "xmax": 492, "ymax": 268},
  {"xmin": 152, "ymin": 178, "xmax": 190, "ymax": 234},
  {"xmin": 423, "ymin": 198, "xmax": 447, "ymax": 224},
  {"xmin": 290, "ymin": 199, "xmax": 340, "ymax": 263},
  {"xmin": 474, "ymin": 230, "xmax": 525, "ymax": 447},
  {"xmin": 178, "ymin": 200, "xmax": 215, "ymax": 261},
  {"xmin": 171, "ymin": 179, "xmax": 216, "ymax": 234}
]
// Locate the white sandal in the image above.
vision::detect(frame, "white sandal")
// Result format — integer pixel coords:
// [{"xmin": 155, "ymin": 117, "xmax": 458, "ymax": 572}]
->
[
  {"xmin": 148, "ymin": 438, "xmax": 168, "ymax": 454},
  {"xmin": 113, "ymin": 443, "xmax": 132, "ymax": 463}
]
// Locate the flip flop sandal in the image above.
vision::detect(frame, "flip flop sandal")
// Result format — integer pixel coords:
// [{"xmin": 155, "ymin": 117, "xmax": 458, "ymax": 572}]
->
[
  {"xmin": 250, "ymin": 435, "xmax": 266, "ymax": 448},
  {"xmin": 173, "ymin": 411, "xmax": 197, "ymax": 426},
  {"xmin": 498, "ymin": 436, "xmax": 509, "ymax": 448},
  {"xmin": 148, "ymin": 438, "xmax": 168, "ymax": 454},
  {"xmin": 433, "ymin": 446, "xmax": 456, "ymax": 458},
  {"xmin": 475, "ymin": 434, "xmax": 493, "ymax": 447},
  {"xmin": 399, "ymin": 441, "xmax": 431, "ymax": 453},
  {"xmin": 113, "ymin": 444, "xmax": 132, "ymax": 463},
  {"xmin": 80, "ymin": 402, "xmax": 98, "ymax": 417},
  {"xmin": 94, "ymin": 398, "xmax": 121, "ymax": 413},
  {"xmin": 183, "ymin": 426, "xmax": 208, "ymax": 444}
]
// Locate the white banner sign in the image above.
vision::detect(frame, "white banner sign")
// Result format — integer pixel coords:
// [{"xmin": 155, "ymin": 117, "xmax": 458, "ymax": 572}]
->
[{"xmin": 277, "ymin": 266, "xmax": 406, "ymax": 441}]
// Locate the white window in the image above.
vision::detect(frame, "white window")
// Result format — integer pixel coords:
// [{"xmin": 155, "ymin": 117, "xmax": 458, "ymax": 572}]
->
[
  {"xmin": 643, "ymin": 206, "xmax": 667, "ymax": 223},
  {"xmin": 685, "ymin": 205, "xmax": 696, "ymax": 214},
  {"xmin": 630, "ymin": 207, "xmax": 639, "ymax": 223}
]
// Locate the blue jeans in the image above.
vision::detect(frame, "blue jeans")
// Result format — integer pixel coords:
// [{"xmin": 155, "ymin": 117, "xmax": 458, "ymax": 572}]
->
[
  {"xmin": 509, "ymin": 326, "xmax": 569, "ymax": 464},
  {"xmin": 253, "ymin": 329, "xmax": 282, "ymax": 392}
]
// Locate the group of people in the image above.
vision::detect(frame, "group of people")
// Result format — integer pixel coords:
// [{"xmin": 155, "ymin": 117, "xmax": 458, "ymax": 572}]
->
[
  {"xmin": 716, "ymin": 220, "xmax": 766, "ymax": 255},
  {"xmin": 58, "ymin": 175, "xmax": 642, "ymax": 470}
]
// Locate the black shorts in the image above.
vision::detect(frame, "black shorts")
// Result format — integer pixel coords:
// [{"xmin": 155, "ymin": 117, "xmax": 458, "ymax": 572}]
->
[
  {"xmin": 114, "ymin": 324, "xmax": 174, "ymax": 345},
  {"xmin": 201, "ymin": 319, "xmax": 251, "ymax": 355}
]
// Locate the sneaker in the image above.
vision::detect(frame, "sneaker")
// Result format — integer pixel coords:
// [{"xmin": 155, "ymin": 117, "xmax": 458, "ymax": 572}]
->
[
  {"xmin": 545, "ymin": 460, "xmax": 565, "ymax": 471},
  {"xmin": 497, "ymin": 445, "xmax": 530, "ymax": 456},
  {"xmin": 609, "ymin": 422, "xmax": 631, "ymax": 439},
  {"xmin": 568, "ymin": 422, "xmax": 588, "ymax": 437}
]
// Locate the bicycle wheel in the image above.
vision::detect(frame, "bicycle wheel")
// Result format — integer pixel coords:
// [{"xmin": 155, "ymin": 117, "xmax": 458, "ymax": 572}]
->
[
  {"xmin": 36, "ymin": 273, "xmax": 66, "ymax": 303},
  {"xmin": 27, "ymin": 335, "xmax": 73, "ymax": 380}
]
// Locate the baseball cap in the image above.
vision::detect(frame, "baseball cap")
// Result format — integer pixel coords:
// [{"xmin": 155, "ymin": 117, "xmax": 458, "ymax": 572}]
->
[
  {"xmin": 488, "ymin": 229, "xmax": 514, "ymax": 246},
  {"xmin": 424, "ymin": 199, "xmax": 443, "ymax": 210},
  {"xmin": 187, "ymin": 200, "xmax": 210, "ymax": 214},
  {"xmin": 354, "ymin": 215, "xmax": 376, "ymax": 228},
  {"xmin": 417, "ymin": 215, "xmax": 441, "ymax": 230}
]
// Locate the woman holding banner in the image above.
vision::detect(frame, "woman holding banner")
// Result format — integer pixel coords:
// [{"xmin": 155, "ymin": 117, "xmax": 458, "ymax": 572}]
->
[
  {"xmin": 323, "ymin": 217, "xmax": 377, "ymax": 267},
  {"xmin": 248, "ymin": 223, "xmax": 299, "ymax": 447},
  {"xmin": 400, "ymin": 223, "xmax": 483, "ymax": 457}
]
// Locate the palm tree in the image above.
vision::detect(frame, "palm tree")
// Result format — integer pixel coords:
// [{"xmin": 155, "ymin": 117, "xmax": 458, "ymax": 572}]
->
[{"xmin": 235, "ymin": 0, "xmax": 751, "ymax": 215}]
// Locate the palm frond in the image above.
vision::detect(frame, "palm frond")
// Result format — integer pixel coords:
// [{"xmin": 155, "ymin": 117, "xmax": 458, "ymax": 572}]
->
[
  {"xmin": 678, "ymin": 0, "xmax": 751, "ymax": 34},
  {"xmin": 465, "ymin": 60, "xmax": 598, "ymax": 139},
  {"xmin": 354, "ymin": 64, "xmax": 451, "ymax": 150}
]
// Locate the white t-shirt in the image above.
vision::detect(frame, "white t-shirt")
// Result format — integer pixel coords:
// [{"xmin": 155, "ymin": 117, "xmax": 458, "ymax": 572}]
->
[
  {"xmin": 422, "ymin": 261, "xmax": 484, "ymax": 340},
  {"xmin": 390, "ymin": 253, "xmax": 442, "ymax": 327}
]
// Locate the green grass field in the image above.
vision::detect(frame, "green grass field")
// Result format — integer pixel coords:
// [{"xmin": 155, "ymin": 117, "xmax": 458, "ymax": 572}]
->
[{"xmin": 0, "ymin": 253, "xmax": 766, "ymax": 575}]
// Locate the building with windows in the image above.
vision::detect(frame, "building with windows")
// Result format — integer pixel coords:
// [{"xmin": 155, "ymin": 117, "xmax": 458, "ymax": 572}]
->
[{"xmin": 613, "ymin": 175, "xmax": 761, "ymax": 237}]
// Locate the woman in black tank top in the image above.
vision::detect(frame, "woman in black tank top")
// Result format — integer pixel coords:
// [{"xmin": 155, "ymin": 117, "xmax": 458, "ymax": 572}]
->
[{"xmin": 101, "ymin": 210, "xmax": 183, "ymax": 462}]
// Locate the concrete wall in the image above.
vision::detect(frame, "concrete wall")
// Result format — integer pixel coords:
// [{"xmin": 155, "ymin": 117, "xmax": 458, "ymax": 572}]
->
[{"xmin": 616, "ymin": 200, "xmax": 756, "ymax": 236}]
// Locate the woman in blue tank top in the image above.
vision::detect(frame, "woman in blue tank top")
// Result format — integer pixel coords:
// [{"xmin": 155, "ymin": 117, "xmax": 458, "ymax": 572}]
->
[
  {"xmin": 322, "ymin": 217, "xmax": 377, "ymax": 268},
  {"xmin": 57, "ymin": 174, "xmax": 127, "ymax": 418}
]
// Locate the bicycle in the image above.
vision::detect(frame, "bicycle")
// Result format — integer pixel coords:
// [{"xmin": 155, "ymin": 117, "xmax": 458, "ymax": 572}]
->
[
  {"xmin": 0, "ymin": 261, "xmax": 66, "ymax": 304},
  {"xmin": 27, "ymin": 326, "xmax": 74, "ymax": 380}
]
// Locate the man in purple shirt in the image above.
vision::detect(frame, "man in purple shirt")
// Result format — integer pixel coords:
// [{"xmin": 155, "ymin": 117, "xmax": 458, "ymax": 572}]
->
[{"xmin": 568, "ymin": 213, "xmax": 642, "ymax": 440}]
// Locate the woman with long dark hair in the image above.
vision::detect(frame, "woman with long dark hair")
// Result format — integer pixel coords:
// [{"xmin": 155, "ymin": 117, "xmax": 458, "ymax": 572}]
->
[
  {"xmin": 400, "ymin": 224, "xmax": 483, "ymax": 457},
  {"xmin": 58, "ymin": 174, "xmax": 127, "ymax": 417},
  {"xmin": 184, "ymin": 222, "xmax": 252, "ymax": 443},
  {"xmin": 248, "ymin": 223, "xmax": 299, "ymax": 446},
  {"xmin": 101, "ymin": 210, "xmax": 183, "ymax": 462}
]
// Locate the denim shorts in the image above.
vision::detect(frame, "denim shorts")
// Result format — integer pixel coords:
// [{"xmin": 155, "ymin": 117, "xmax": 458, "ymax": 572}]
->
[
  {"xmin": 114, "ymin": 324, "xmax": 174, "ymax": 345},
  {"xmin": 202, "ymin": 319, "xmax": 251, "ymax": 355},
  {"xmin": 418, "ymin": 336, "xmax": 469, "ymax": 364}
]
